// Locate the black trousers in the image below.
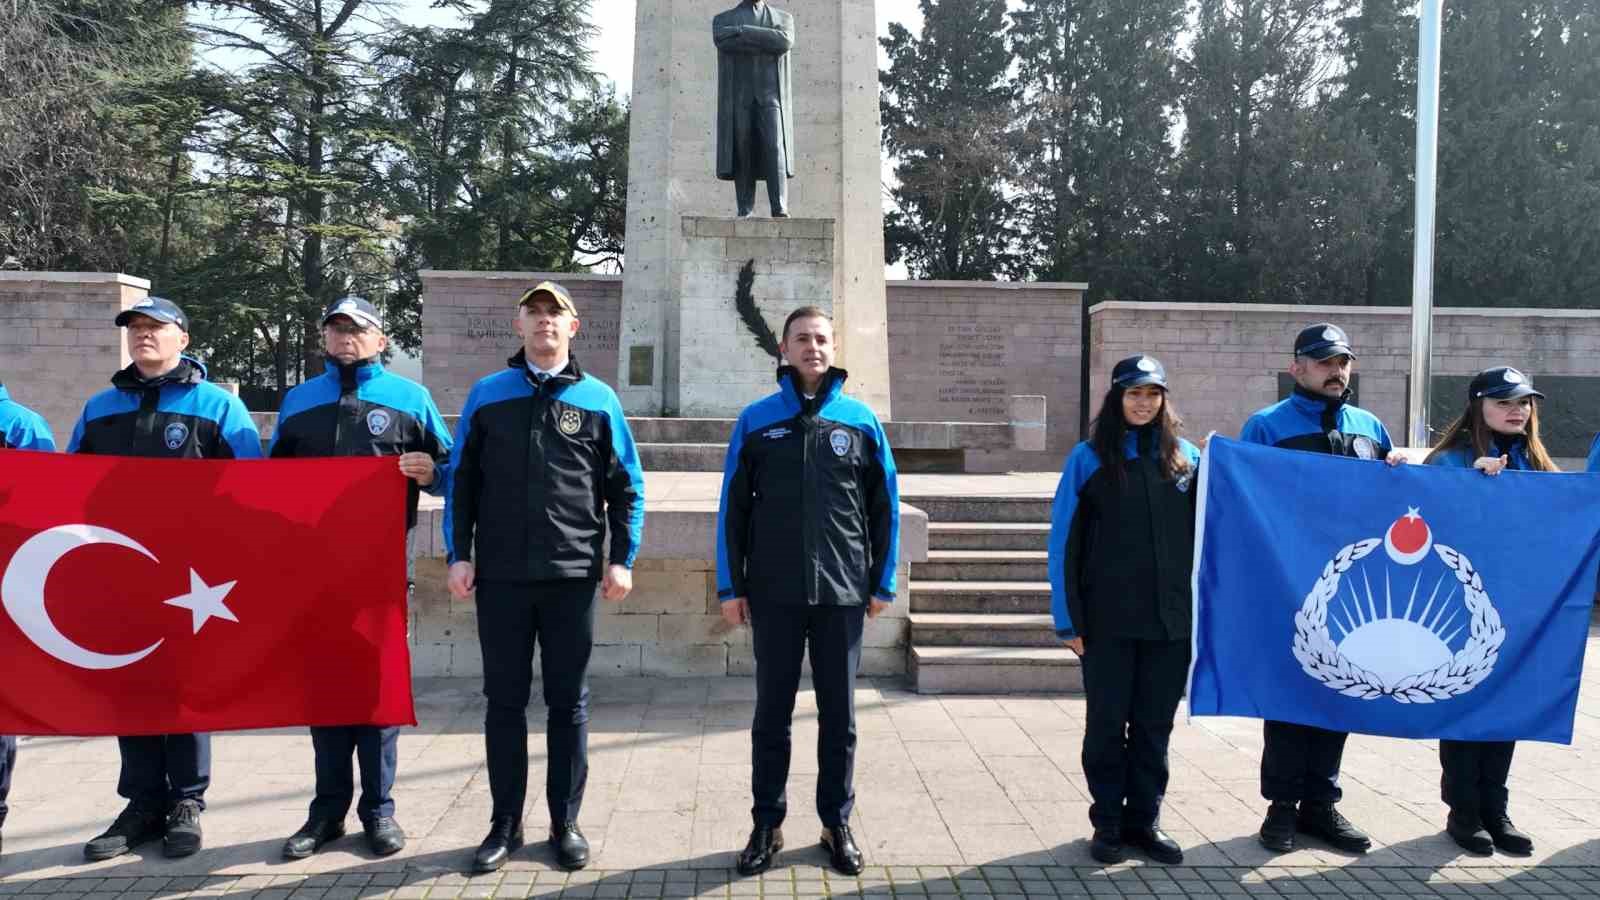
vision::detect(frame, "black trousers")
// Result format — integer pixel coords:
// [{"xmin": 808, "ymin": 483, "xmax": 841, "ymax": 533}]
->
[
  {"xmin": 118, "ymin": 734, "xmax": 210, "ymax": 811},
  {"xmin": 749, "ymin": 602, "xmax": 865, "ymax": 829},
  {"xmin": 1260, "ymin": 721, "xmax": 1347, "ymax": 804},
  {"xmin": 732, "ymin": 102, "xmax": 788, "ymax": 216},
  {"xmin": 1440, "ymin": 740, "xmax": 1516, "ymax": 819},
  {"xmin": 476, "ymin": 578, "xmax": 597, "ymax": 825},
  {"xmin": 0, "ymin": 735, "xmax": 14, "ymax": 828},
  {"xmin": 309, "ymin": 725, "xmax": 399, "ymax": 823},
  {"xmin": 1080, "ymin": 637, "xmax": 1189, "ymax": 830}
]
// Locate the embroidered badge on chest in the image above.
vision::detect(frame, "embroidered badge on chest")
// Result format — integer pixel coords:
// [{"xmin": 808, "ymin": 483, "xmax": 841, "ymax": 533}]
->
[
  {"xmin": 558, "ymin": 407, "xmax": 583, "ymax": 436},
  {"xmin": 163, "ymin": 422, "xmax": 189, "ymax": 450},
  {"xmin": 1352, "ymin": 435, "xmax": 1377, "ymax": 460},
  {"xmin": 366, "ymin": 408, "xmax": 392, "ymax": 436},
  {"xmin": 828, "ymin": 428, "xmax": 851, "ymax": 458}
]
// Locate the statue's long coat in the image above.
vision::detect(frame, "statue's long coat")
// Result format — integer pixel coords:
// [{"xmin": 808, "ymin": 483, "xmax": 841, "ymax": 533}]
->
[{"xmin": 712, "ymin": 3, "xmax": 796, "ymax": 181}]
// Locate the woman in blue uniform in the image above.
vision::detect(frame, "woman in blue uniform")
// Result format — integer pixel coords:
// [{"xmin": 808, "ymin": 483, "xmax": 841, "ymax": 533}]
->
[
  {"xmin": 1048, "ymin": 354, "xmax": 1201, "ymax": 866},
  {"xmin": 1424, "ymin": 365, "xmax": 1556, "ymax": 856}
]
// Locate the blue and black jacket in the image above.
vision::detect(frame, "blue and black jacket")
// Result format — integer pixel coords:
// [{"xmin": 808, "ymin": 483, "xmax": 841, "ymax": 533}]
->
[
  {"xmin": 0, "ymin": 385, "xmax": 56, "ymax": 451},
  {"xmin": 1586, "ymin": 434, "xmax": 1599, "ymax": 473},
  {"xmin": 1428, "ymin": 435, "xmax": 1534, "ymax": 472},
  {"xmin": 270, "ymin": 358, "xmax": 453, "ymax": 529},
  {"xmin": 1048, "ymin": 429, "xmax": 1202, "ymax": 642},
  {"xmin": 716, "ymin": 367, "xmax": 900, "ymax": 607},
  {"xmin": 445, "ymin": 351, "xmax": 644, "ymax": 582},
  {"xmin": 68, "ymin": 357, "xmax": 261, "ymax": 459},
  {"xmin": 1239, "ymin": 385, "xmax": 1393, "ymax": 459}
]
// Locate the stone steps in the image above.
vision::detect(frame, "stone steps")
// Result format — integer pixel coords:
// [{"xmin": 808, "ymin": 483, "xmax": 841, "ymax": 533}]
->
[
  {"xmin": 908, "ymin": 580, "xmax": 1052, "ymax": 614},
  {"xmin": 910, "ymin": 645, "xmax": 1082, "ymax": 694},
  {"xmin": 908, "ymin": 612, "xmax": 1059, "ymax": 648},
  {"xmin": 638, "ymin": 442, "xmax": 726, "ymax": 472},
  {"xmin": 916, "ymin": 549, "xmax": 1047, "ymax": 582},
  {"xmin": 903, "ymin": 495, "xmax": 1053, "ymax": 523},
  {"xmin": 927, "ymin": 522, "xmax": 1050, "ymax": 551}
]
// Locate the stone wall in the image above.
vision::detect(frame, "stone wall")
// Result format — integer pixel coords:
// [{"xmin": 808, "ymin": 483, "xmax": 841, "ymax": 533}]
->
[
  {"xmin": 887, "ymin": 281, "xmax": 1085, "ymax": 471},
  {"xmin": 675, "ymin": 216, "xmax": 834, "ymax": 416},
  {"xmin": 0, "ymin": 273, "xmax": 147, "ymax": 442},
  {"xmin": 419, "ymin": 271, "xmax": 622, "ymax": 416},
  {"xmin": 1090, "ymin": 302, "xmax": 1600, "ymax": 459},
  {"xmin": 407, "ymin": 503, "xmax": 923, "ymax": 679}
]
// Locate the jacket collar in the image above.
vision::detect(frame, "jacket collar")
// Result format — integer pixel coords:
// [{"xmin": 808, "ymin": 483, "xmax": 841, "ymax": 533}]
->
[
  {"xmin": 111, "ymin": 356, "xmax": 206, "ymax": 391},
  {"xmin": 776, "ymin": 365, "xmax": 847, "ymax": 415},
  {"xmin": 1290, "ymin": 383, "xmax": 1348, "ymax": 416},
  {"xmin": 0, "ymin": 384, "xmax": 9, "ymax": 404},
  {"xmin": 507, "ymin": 348, "xmax": 583, "ymax": 388},
  {"xmin": 324, "ymin": 356, "xmax": 383, "ymax": 386}
]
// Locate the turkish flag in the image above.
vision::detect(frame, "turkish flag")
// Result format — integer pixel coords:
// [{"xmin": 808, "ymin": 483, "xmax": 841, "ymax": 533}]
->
[{"xmin": 0, "ymin": 450, "xmax": 415, "ymax": 735}]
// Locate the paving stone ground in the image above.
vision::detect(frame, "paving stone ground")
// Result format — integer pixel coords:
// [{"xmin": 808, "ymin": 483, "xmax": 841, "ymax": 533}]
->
[{"xmin": 5, "ymin": 626, "xmax": 1600, "ymax": 898}]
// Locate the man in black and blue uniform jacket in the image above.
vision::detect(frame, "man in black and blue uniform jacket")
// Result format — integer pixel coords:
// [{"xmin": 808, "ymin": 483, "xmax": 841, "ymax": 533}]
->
[
  {"xmin": 68, "ymin": 297, "xmax": 262, "ymax": 861},
  {"xmin": 270, "ymin": 296, "xmax": 453, "ymax": 860},
  {"xmin": 716, "ymin": 306, "xmax": 900, "ymax": 878},
  {"xmin": 0, "ymin": 386, "xmax": 56, "ymax": 858},
  {"xmin": 445, "ymin": 281, "xmax": 644, "ymax": 874},
  {"xmin": 1240, "ymin": 322, "xmax": 1405, "ymax": 856}
]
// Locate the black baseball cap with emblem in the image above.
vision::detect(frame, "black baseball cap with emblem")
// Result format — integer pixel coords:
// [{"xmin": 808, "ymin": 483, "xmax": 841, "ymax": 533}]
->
[
  {"xmin": 322, "ymin": 295, "xmax": 383, "ymax": 330},
  {"xmin": 1294, "ymin": 323, "xmax": 1356, "ymax": 360},
  {"xmin": 1469, "ymin": 366, "xmax": 1545, "ymax": 401},
  {"xmin": 115, "ymin": 297, "xmax": 189, "ymax": 332},
  {"xmin": 1111, "ymin": 354, "xmax": 1168, "ymax": 390}
]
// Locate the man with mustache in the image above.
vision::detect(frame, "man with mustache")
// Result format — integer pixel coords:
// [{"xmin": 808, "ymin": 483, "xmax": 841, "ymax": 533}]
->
[{"xmin": 1238, "ymin": 322, "xmax": 1405, "ymax": 856}]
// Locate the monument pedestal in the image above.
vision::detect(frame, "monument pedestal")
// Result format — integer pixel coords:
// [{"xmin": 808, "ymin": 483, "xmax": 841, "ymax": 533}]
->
[
  {"xmin": 675, "ymin": 215, "xmax": 834, "ymax": 416},
  {"xmin": 617, "ymin": 0, "xmax": 890, "ymax": 419}
]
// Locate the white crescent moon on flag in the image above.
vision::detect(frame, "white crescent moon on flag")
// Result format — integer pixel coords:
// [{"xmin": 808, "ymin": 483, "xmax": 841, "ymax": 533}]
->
[{"xmin": 2, "ymin": 524, "xmax": 164, "ymax": 670}]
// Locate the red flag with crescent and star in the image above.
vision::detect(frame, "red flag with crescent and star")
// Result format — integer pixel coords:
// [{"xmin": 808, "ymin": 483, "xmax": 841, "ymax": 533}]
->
[{"xmin": 0, "ymin": 449, "xmax": 415, "ymax": 735}]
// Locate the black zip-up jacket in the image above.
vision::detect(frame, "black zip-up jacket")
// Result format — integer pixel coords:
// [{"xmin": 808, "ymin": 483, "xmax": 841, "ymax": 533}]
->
[
  {"xmin": 69, "ymin": 357, "xmax": 262, "ymax": 459},
  {"xmin": 1048, "ymin": 429, "xmax": 1202, "ymax": 641},
  {"xmin": 445, "ymin": 351, "xmax": 644, "ymax": 582},
  {"xmin": 269, "ymin": 358, "xmax": 453, "ymax": 529},
  {"xmin": 716, "ymin": 367, "xmax": 901, "ymax": 607}
]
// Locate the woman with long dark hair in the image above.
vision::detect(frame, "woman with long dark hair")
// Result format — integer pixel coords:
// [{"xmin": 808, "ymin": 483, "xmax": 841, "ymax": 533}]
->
[
  {"xmin": 1047, "ymin": 354, "xmax": 1200, "ymax": 866},
  {"xmin": 1424, "ymin": 366, "xmax": 1555, "ymax": 856}
]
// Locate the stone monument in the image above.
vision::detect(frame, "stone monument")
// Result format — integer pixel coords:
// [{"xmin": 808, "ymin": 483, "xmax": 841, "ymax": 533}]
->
[
  {"xmin": 712, "ymin": 0, "xmax": 795, "ymax": 218},
  {"xmin": 617, "ymin": 0, "xmax": 891, "ymax": 419}
]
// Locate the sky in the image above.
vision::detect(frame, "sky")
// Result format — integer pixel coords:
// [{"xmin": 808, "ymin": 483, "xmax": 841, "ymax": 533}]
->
[{"xmin": 380, "ymin": 0, "xmax": 928, "ymax": 98}]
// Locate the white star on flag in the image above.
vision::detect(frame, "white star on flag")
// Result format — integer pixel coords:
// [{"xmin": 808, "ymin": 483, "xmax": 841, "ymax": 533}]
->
[
  {"xmin": 1404, "ymin": 506, "xmax": 1422, "ymax": 522},
  {"xmin": 164, "ymin": 570, "xmax": 240, "ymax": 634}
]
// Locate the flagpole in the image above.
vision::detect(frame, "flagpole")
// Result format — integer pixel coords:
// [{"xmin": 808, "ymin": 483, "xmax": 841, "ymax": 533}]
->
[{"xmin": 1408, "ymin": 0, "xmax": 1445, "ymax": 449}]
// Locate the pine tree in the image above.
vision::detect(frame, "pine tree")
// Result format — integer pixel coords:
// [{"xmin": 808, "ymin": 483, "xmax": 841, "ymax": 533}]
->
[{"xmin": 880, "ymin": 0, "xmax": 1026, "ymax": 280}]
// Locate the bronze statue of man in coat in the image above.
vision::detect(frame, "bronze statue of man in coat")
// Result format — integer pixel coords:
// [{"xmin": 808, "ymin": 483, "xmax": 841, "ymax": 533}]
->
[{"xmin": 712, "ymin": 0, "xmax": 795, "ymax": 218}]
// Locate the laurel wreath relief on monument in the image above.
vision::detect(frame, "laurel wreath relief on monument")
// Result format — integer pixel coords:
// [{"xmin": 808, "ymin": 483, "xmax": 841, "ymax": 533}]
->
[{"xmin": 734, "ymin": 258, "xmax": 781, "ymax": 361}]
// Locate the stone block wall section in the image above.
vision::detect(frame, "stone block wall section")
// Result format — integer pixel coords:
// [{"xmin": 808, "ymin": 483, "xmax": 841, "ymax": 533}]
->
[
  {"xmin": 1088, "ymin": 302, "xmax": 1600, "ymax": 448},
  {"xmin": 0, "ymin": 272, "xmax": 147, "ymax": 443},
  {"xmin": 407, "ymin": 504, "xmax": 924, "ymax": 679},
  {"xmin": 886, "ymin": 281, "xmax": 1086, "ymax": 472},
  {"xmin": 419, "ymin": 271, "xmax": 622, "ymax": 418},
  {"xmin": 675, "ymin": 216, "xmax": 835, "ymax": 416}
]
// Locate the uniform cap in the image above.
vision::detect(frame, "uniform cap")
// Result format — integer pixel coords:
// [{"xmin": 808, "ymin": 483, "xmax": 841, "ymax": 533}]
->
[
  {"xmin": 322, "ymin": 296, "xmax": 383, "ymax": 331},
  {"xmin": 115, "ymin": 297, "xmax": 189, "ymax": 332},
  {"xmin": 1111, "ymin": 354, "xmax": 1168, "ymax": 390},
  {"xmin": 518, "ymin": 281, "xmax": 578, "ymax": 317},
  {"xmin": 1294, "ymin": 323, "xmax": 1356, "ymax": 360},
  {"xmin": 1469, "ymin": 366, "xmax": 1544, "ymax": 401}
]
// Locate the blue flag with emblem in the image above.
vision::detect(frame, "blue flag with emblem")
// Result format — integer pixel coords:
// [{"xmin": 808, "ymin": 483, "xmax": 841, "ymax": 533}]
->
[{"xmin": 1188, "ymin": 436, "xmax": 1600, "ymax": 744}]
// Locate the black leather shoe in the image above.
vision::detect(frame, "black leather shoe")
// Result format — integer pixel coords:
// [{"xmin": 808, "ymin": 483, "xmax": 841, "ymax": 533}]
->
[
  {"xmin": 1123, "ymin": 826, "xmax": 1182, "ymax": 864},
  {"xmin": 1485, "ymin": 814, "xmax": 1533, "ymax": 855},
  {"xmin": 162, "ymin": 799, "xmax": 203, "ymax": 858},
  {"xmin": 737, "ymin": 825, "xmax": 783, "ymax": 876},
  {"xmin": 282, "ymin": 817, "xmax": 345, "ymax": 859},
  {"xmin": 1258, "ymin": 801, "xmax": 1297, "ymax": 852},
  {"xmin": 85, "ymin": 802, "xmax": 165, "ymax": 861},
  {"xmin": 821, "ymin": 824, "xmax": 863, "ymax": 876},
  {"xmin": 1446, "ymin": 813, "xmax": 1493, "ymax": 854},
  {"xmin": 364, "ymin": 816, "xmax": 406, "ymax": 857},
  {"xmin": 550, "ymin": 822, "xmax": 589, "ymax": 870},
  {"xmin": 472, "ymin": 817, "xmax": 523, "ymax": 873},
  {"xmin": 1297, "ymin": 802, "xmax": 1371, "ymax": 853},
  {"xmin": 1088, "ymin": 826, "xmax": 1124, "ymax": 864}
]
